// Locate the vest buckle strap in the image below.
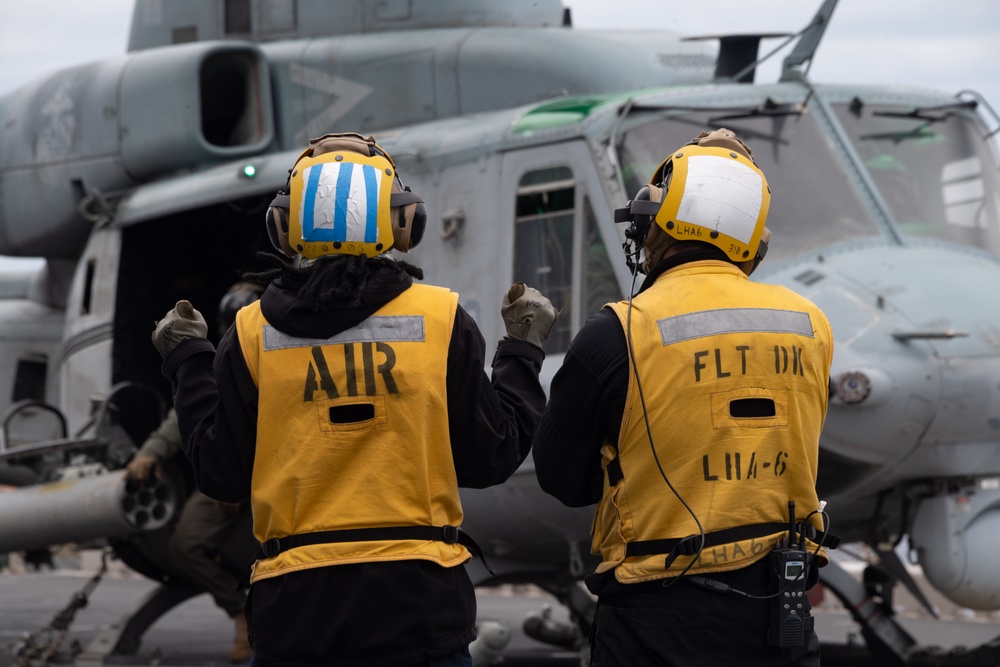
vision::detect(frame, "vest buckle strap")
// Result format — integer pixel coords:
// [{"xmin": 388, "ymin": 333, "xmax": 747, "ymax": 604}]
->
[
  {"xmin": 663, "ymin": 535, "xmax": 703, "ymax": 570},
  {"xmin": 625, "ymin": 521, "xmax": 841, "ymax": 572},
  {"xmin": 260, "ymin": 537, "xmax": 282, "ymax": 558},
  {"xmin": 249, "ymin": 524, "xmax": 497, "ymax": 577},
  {"xmin": 677, "ymin": 535, "xmax": 702, "ymax": 556},
  {"xmin": 626, "ymin": 522, "xmax": 790, "ymax": 562},
  {"xmin": 796, "ymin": 521, "xmax": 841, "ymax": 549}
]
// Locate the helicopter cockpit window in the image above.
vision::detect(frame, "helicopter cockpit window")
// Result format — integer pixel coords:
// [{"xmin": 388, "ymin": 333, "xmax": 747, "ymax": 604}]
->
[
  {"xmin": 617, "ymin": 110, "xmax": 881, "ymax": 263},
  {"xmin": 514, "ymin": 167, "xmax": 574, "ymax": 353},
  {"xmin": 833, "ymin": 102, "xmax": 1000, "ymax": 254}
]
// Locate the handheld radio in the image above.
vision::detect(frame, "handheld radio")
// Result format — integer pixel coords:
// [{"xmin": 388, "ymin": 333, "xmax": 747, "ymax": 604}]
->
[{"xmin": 767, "ymin": 501, "xmax": 808, "ymax": 648}]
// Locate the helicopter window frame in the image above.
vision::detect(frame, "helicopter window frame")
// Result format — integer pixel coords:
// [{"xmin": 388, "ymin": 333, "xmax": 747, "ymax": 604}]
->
[
  {"xmin": 501, "ymin": 140, "xmax": 625, "ymax": 357},
  {"xmin": 511, "ymin": 168, "xmax": 622, "ymax": 353},
  {"xmin": 513, "ymin": 167, "xmax": 577, "ymax": 355}
]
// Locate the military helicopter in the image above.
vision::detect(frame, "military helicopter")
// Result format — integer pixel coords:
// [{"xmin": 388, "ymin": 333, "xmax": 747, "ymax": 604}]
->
[{"xmin": 2, "ymin": 0, "xmax": 1000, "ymax": 664}]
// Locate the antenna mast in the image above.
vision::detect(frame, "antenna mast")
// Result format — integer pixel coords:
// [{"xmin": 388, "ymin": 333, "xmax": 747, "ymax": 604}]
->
[{"xmin": 780, "ymin": 0, "xmax": 839, "ymax": 82}]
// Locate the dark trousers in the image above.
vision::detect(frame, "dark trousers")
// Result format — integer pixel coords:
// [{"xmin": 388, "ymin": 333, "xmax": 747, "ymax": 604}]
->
[
  {"xmin": 168, "ymin": 491, "xmax": 257, "ymax": 616},
  {"xmin": 244, "ymin": 561, "xmax": 477, "ymax": 666},
  {"xmin": 589, "ymin": 559, "xmax": 821, "ymax": 667}
]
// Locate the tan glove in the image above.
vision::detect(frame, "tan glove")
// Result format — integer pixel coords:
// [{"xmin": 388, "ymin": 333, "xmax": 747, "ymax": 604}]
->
[
  {"xmin": 125, "ymin": 454, "xmax": 162, "ymax": 484},
  {"xmin": 501, "ymin": 282, "xmax": 558, "ymax": 349},
  {"xmin": 152, "ymin": 300, "xmax": 208, "ymax": 357}
]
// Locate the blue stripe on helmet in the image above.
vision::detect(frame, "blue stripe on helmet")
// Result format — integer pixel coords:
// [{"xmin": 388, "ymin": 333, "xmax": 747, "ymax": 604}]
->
[
  {"xmin": 363, "ymin": 165, "xmax": 379, "ymax": 243},
  {"xmin": 333, "ymin": 163, "xmax": 354, "ymax": 243}
]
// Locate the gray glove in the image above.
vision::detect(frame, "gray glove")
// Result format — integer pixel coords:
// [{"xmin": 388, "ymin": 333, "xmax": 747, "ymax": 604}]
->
[
  {"xmin": 501, "ymin": 282, "xmax": 558, "ymax": 349},
  {"xmin": 152, "ymin": 300, "xmax": 208, "ymax": 357}
]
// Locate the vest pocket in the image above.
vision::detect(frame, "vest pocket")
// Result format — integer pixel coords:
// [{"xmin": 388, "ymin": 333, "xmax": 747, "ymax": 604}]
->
[
  {"xmin": 710, "ymin": 388, "xmax": 788, "ymax": 429},
  {"xmin": 316, "ymin": 395, "xmax": 387, "ymax": 433}
]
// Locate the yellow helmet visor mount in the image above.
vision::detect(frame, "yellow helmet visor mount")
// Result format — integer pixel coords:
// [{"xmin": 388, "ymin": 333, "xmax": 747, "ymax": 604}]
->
[
  {"xmin": 654, "ymin": 146, "xmax": 770, "ymax": 263},
  {"xmin": 288, "ymin": 151, "xmax": 396, "ymax": 259}
]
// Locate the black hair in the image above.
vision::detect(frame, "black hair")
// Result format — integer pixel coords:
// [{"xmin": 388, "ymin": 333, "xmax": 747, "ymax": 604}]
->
[{"xmin": 244, "ymin": 252, "xmax": 424, "ymax": 310}]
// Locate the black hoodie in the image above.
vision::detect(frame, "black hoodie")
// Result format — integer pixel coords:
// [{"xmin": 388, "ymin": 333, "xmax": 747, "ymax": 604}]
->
[{"xmin": 162, "ymin": 258, "xmax": 546, "ymax": 667}]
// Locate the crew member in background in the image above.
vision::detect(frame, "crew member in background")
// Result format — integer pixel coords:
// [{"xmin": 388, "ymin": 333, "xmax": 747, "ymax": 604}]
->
[
  {"xmin": 533, "ymin": 128, "xmax": 834, "ymax": 666},
  {"xmin": 126, "ymin": 282, "xmax": 263, "ymax": 663},
  {"xmin": 151, "ymin": 132, "xmax": 557, "ymax": 667}
]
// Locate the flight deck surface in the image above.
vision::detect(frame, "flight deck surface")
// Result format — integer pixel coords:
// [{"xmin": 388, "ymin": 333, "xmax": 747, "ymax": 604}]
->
[{"xmin": 3, "ymin": 556, "xmax": 1000, "ymax": 667}]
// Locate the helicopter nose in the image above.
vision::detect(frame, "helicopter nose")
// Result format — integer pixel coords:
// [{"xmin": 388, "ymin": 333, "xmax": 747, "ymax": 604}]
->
[
  {"xmin": 822, "ymin": 242, "xmax": 1000, "ymax": 383},
  {"xmin": 854, "ymin": 246, "xmax": 1000, "ymax": 453},
  {"xmin": 856, "ymin": 246, "xmax": 999, "ymax": 358},
  {"xmin": 802, "ymin": 243, "xmax": 1000, "ymax": 488}
]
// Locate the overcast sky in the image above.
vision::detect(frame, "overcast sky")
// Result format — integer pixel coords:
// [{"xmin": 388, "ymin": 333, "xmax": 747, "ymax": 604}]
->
[
  {"xmin": 0, "ymin": 0, "xmax": 996, "ymax": 268},
  {"xmin": 0, "ymin": 0, "xmax": 995, "ymax": 101}
]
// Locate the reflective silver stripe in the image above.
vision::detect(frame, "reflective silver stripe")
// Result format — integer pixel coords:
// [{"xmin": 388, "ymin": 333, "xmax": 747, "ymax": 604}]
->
[
  {"xmin": 657, "ymin": 308, "xmax": 813, "ymax": 346},
  {"xmin": 262, "ymin": 316, "xmax": 426, "ymax": 350}
]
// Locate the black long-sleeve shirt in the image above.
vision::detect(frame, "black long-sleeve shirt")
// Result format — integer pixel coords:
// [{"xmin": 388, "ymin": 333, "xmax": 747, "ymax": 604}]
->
[
  {"xmin": 161, "ymin": 261, "xmax": 546, "ymax": 667},
  {"xmin": 533, "ymin": 308, "xmax": 627, "ymax": 507}
]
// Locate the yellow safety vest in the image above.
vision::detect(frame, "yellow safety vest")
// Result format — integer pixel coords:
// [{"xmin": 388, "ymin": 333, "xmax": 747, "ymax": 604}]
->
[
  {"xmin": 596, "ymin": 260, "xmax": 833, "ymax": 584},
  {"xmin": 235, "ymin": 284, "xmax": 469, "ymax": 583}
]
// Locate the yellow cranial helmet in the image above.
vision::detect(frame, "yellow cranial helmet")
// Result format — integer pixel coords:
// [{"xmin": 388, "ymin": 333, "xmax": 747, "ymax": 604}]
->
[
  {"xmin": 648, "ymin": 128, "xmax": 771, "ymax": 263},
  {"xmin": 266, "ymin": 133, "xmax": 426, "ymax": 260}
]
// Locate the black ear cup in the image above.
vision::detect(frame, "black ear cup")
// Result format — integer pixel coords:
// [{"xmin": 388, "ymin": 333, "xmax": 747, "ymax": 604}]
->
[
  {"xmin": 409, "ymin": 202, "xmax": 427, "ymax": 249},
  {"xmin": 265, "ymin": 192, "xmax": 293, "ymax": 257},
  {"xmin": 265, "ymin": 206, "xmax": 281, "ymax": 251},
  {"xmin": 615, "ymin": 182, "xmax": 665, "ymax": 273},
  {"xmin": 626, "ymin": 186, "xmax": 651, "ymax": 248},
  {"xmin": 624, "ymin": 186, "xmax": 659, "ymax": 250},
  {"xmin": 391, "ymin": 201, "xmax": 426, "ymax": 252},
  {"xmin": 389, "ymin": 183, "xmax": 426, "ymax": 252}
]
